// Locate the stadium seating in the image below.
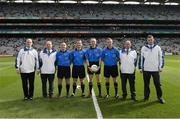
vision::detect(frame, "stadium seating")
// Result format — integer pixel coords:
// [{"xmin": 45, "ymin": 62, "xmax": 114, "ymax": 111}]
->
[
  {"xmin": 0, "ymin": 4, "xmax": 180, "ymax": 20},
  {"xmin": 0, "ymin": 37, "xmax": 179, "ymax": 55}
]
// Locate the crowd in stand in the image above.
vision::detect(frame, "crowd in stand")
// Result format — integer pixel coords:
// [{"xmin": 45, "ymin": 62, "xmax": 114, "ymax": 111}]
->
[
  {"xmin": 0, "ymin": 37, "xmax": 180, "ymax": 55},
  {"xmin": 0, "ymin": 4, "xmax": 180, "ymax": 20}
]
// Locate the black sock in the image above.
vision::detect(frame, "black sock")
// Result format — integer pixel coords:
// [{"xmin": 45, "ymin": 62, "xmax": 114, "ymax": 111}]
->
[
  {"xmin": 106, "ymin": 82, "xmax": 110, "ymax": 95},
  {"xmin": 58, "ymin": 85, "xmax": 62, "ymax": 96},
  {"xmin": 66, "ymin": 84, "xmax": 70, "ymax": 95},
  {"xmin": 114, "ymin": 82, "xmax": 118, "ymax": 96},
  {"xmin": 89, "ymin": 82, "xmax": 93, "ymax": 94},
  {"xmin": 73, "ymin": 83, "xmax": 76, "ymax": 94},
  {"xmin": 97, "ymin": 82, "xmax": 101, "ymax": 95},
  {"xmin": 81, "ymin": 84, "xmax": 85, "ymax": 94}
]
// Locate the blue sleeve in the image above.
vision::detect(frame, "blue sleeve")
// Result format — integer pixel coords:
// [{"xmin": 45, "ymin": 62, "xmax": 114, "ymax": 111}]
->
[
  {"xmin": 99, "ymin": 48, "xmax": 102, "ymax": 57},
  {"xmin": 161, "ymin": 50, "xmax": 165, "ymax": 68},
  {"xmin": 55, "ymin": 52, "xmax": 59, "ymax": 66},
  {"xmin": 119, "ymin": 50, "xmax": 122, "ymax": 59},
  {"xmin": 138, "ymin": 54, "xmax": 144, "ymax": 70},
  {"xmin": 70, "ymin": 51, "xmax": 74, "ymax": 63},
  {"xmin": 83, "ymin": 50, "xmax": 86, "ymax": 60},
  {"xmin": 15, "ymin": 53, "xmax": 19, "ymax": 69},
  {"xmin": 116, "ymin": 49, "xmax": 120, "ymax": 60},
  {"xmin": 85, "ymin": 49, "xmax": 89, "ymax": 60},
  {"xmin": 101, "ymin": 49, "xmax": 105, "ymax": 60},
  {"xmin": 38, "ymin": 55, "xmax": 43, "ymax": 69},
  {"xmin": 134, "ymin": 57, "xmax": 137, "ymax": 68}
]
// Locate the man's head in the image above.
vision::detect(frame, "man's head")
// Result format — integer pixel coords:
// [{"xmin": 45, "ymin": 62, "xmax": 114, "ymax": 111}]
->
[
  {"xmin": 124, "ymin": 40, "xmax": 132, "ymax": 49},
  {"xmin": 60, "ymin": 42, "xmax": 67, "ymax": 51},
  {"xmin": 76, "ymin": 40, "xmax": 83, "ymax": 50},
  {"xmin": 46, "ymin": 41, "xmax": 53, "ymax": 50},
  {"xmin": 106, "ymin": 37, "xmax": 113, "ymax": 49},
  {"xmin": 147, "ymin": 35, "xmax": 155, "ymax": 45},
  {"xmin": 26, "ymin": 38, "xmax": 33, "ymax": 48},
  {"xmin": 90, "ymin": 38, "xmax": 97, "ymax": 48}
]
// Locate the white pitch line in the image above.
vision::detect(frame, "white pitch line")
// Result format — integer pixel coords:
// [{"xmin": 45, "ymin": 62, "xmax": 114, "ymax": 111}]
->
[{"xmin": 86, "ymin": 74, "xmax": 103, "ymax": 119}]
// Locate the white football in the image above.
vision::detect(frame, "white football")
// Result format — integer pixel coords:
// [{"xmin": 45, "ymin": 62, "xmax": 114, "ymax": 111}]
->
[{"xmin": 91, "ymin": 64, "xmax": 99, "ymax": 72}]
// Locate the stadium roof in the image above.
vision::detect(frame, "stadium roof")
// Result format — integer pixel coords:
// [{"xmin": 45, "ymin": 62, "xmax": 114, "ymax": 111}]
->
[{"xmin": 0, "ymin": 0, "xmax": 179, "ymax": 5}]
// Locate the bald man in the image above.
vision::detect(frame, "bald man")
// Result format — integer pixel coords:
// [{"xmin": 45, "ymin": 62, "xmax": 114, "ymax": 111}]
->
[
  {"xmin": 120, "ymin": 40, "xmax": 137, "ymax": 101},
  {"xmin": 85, "ymin": 38, "xmax": 102, "ymax": 98},
  {"xmin": 39, "ymin": 41, "xmax": 56, "ymax": 98},
  {"xmin": 15, "ymin": 38, "xmax": 39, "ymax": 100},
  {"xmin": 71, "ymin": 40, "xmax": 86, "ymax": 97},
  {"xmin": 101, "ymin": 38, "xmax": 120, "ymax": 98},
  {"xmin": 56, "ymin": 42, "xmax": 71, "ymax": 98}
]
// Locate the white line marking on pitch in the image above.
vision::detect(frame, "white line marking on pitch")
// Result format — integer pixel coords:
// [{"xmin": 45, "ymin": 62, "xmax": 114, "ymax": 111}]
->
[{"xmin": 86, "ymin": 74, "xmax": 103, "ymax": 119}]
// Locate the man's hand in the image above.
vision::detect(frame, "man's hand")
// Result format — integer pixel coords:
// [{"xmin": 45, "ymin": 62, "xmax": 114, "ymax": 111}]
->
[
  {"xmin": 16, "ymin": 69, "xmax": 20, "ymax": 74},
  {"xmin": 36, "ymin": 70, "xmax": 40, "ymax": 75},
  {"xmin": 88, "ymin": 67, "xmax": 93, "ymax": 73},
  {"xmin": 97, "ymin": 66, "xmax": 100, "ymax": 71},
  {"xmin": 159, "ymin": 68, "xmax": 163, "ymax": 72},
  {"xmin": 139, "ymin": 69, "xmax": 143, "ymax": 73}
]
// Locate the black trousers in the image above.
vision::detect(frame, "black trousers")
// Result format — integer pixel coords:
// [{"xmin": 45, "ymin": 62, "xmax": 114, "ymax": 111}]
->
[
  {"xmin": 20, "ymin": 72, "xmax": 35, "ymax": 98},
  {"xmin": 143, "ymin": 71, "xmax": 162, "ymax": 99},
  {"xmin": 41, "ymin": 74, "xmax": 55, "ymax": 97},
  {"xmin": 120, "ymin": 72, "xmax": 136, "ymax": 98}
]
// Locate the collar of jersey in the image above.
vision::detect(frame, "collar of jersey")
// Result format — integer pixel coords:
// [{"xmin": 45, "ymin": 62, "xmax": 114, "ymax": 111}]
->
[
  {"xmin": 43, "ymin": 48, "xmax": 56, "ymax": 54},
  {"xmin": 24, "ymin": 47, "xmax": 33, "ymax": 51}
]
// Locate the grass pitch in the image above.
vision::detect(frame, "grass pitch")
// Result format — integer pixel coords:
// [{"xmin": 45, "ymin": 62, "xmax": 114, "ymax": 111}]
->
[{"xmin": 0, "ymin": 55, "xmax": 180, "ymax": 118}]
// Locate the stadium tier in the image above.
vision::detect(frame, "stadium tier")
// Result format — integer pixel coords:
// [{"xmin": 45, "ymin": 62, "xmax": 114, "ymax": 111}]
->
[
  {"xmin": 0, "ymin": 37, "xmax": 180, "ymax": 55},
  {"xmin": 0, "ymin": 3, "xmax": 179, "ymax": 55},
  {"xmin": 0, "ymin": 3, "xmax": 180, "ymax": 20},
  {"xmin": 0, "ymin": 3, "xmax": 180, "ymax": 36}
]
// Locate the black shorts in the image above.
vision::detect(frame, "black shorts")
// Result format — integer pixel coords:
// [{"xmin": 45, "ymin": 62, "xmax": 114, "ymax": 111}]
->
[
  {"xmin": 57, "ymin": 66, "xmax": 71, "ymax": 79},
  {"xmin": 104, "ymin": 65, "xmax": 119, "ymax": 78},
  {"xmin": 72, "ymin": 65, "xmax": 86, "ymax": 79},
  {"xmin": 87, "ymin": 61, "xmax": 101, "ymax": 75}
]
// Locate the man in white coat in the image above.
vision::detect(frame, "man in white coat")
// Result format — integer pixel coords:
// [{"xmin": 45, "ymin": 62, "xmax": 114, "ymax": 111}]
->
[
  {"xmin": 15, "ymin": 38, "xmax": 39, "ymax": 100},
  {"xmin": 120, "ymin": 40, "xmax": 137, "ymax": 101},
  {"xmin": 139, "ymin": 35, "xmax": 165, "ymax": 104},
  {"xmin": 39, "ymin": 41, "xmax": 56, "ymax": 98}
]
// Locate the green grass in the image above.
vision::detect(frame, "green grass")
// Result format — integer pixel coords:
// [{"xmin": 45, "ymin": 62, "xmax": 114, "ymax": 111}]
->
[{"xmin": 0, "ymin": 55, "xmax": 180, "ymax": 118}]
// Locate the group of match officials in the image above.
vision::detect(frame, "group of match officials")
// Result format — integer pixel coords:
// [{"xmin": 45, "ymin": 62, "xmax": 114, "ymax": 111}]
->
[{"xmin": 15, "ymin": 35, "xmax": 165, "ymax": 104}]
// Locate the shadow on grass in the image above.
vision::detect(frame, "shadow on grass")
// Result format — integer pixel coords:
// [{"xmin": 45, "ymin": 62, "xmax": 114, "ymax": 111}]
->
[
  {"xmin": 0, "ymin": 96, "xmax": 96, "ymax": 118},
  {"xmin": 97, "ymin": 97, "xmax": 159, "ymax": 118}
]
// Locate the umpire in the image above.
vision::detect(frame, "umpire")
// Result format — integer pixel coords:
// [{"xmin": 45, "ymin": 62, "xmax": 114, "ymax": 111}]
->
[
  {"xmin": 139, "ymin": 35, "xmax": 165, "ymax": 104},
  {"xmin": 15, "ymin": 38, "xmax": 39, "ymax": 100},
  {"xmin": 120, "ymin": 40, "xmax": 137, "ymax": 101},
  {"xmin": 39, "ymin": 41, "xmax": 56, "ymax": 98}
]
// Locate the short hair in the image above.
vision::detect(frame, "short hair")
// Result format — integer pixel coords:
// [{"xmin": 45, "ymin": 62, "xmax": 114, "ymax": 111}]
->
[
  {"xmin": 60, "ymin": 41, "xmax": 66, "ymax": 44},
  {"xmin": 147, "ymin": 35, "xmax": 154, "ymax": 39},
  {"xmin": 76, "ymin": 39, "xmax": 82, "ymax": 43},
  {"xmin": 106, "ymin": 37, "xmax": 112, "ymax": 41},
  {"xmin": 46, "ymin": 40, "xmax": 52, "ymax": 44},
  {"xmin": 90, "ymin": 38, "xmax": 96, "ymax": 40},
  {"xmin": 26, "ymin": 38, "xmax": 32, "ymax": 42}
]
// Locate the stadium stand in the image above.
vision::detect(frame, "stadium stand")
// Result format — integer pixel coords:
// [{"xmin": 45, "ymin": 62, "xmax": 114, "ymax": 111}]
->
[
  {"xmin": 0, "ymin": 2, "xmax": 179, "ymax": 55},
  {"xmin": 0, "ymin": 37, "xmax": 180, "ymax": 55},
  {"xmin": 0, "ymin": 3, "xmax": 180, "ymax": 20}
]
